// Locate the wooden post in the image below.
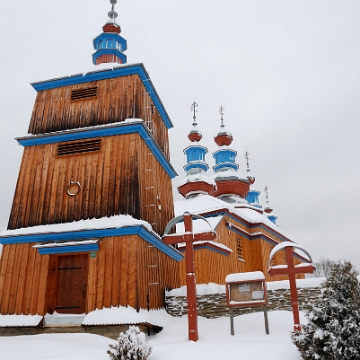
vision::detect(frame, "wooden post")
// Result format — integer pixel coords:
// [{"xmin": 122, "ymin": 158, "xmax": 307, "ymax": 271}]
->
[
  {"xmin": 268, "ymin": 245, "xmax": 315, "ymax": 331},
  {"xmin": 162, "ymin": 212, "xmax": 216, "ymax": 342},
  {"xmin": 230, "ymin": 307, "xmax": 235, "ymax": 336}
]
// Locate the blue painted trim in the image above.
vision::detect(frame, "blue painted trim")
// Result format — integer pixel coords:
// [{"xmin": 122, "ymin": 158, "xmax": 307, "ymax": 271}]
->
[
  {"xmin": 184, "ymin": 162, "xmax": 209, "ymax": 172},
  {"xmin": 201, "ymin": 210, "xmax": 291, "ymax": 244},
  {"xmin": 93, "ymin": 33, "xmax": 127, "ymax": 51},
  {"xmin": 38, "ymin": 243, "xmax": 99, "ymax": 255},
  {"xmin": 16, "ymin": 123, "xmax": 177, "ymax": 179},
  {"xmin": 30, "ymin": 64, "xmax": 173, "ymax": 129},
  {"xmin": 213, "ymin": 163, "xmax": 239, "ymax": 172},
  {"xmin": 92, "ymin": 49, "xmax": 127, "ymax": 65},
  {"xmin": 0, "ymin": 226, "xmax": 183, "ymax": 262}
]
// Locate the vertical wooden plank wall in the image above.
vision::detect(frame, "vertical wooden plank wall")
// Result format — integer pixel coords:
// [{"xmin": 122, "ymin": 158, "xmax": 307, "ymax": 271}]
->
[
  {"xmin": 86, "ymin": 235, "xmax": 179, "ymax": 312},
  {"xmin": 27, "ymin": 75, "xmax": 170, "ymax": 158},
  {"xmin": 0, "ymin": 244, "xmax": 49, "ymax": 315},
  {"xmin": 177, "ymin": 215, "xmax": 303, "ymax": 286},
  {"xmin": 8, "ymin": 132, "xmax": 173, "ymax": 231}
]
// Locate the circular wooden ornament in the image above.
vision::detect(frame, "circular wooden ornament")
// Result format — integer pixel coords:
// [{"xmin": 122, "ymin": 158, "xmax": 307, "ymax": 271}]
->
[{"xmin": 67, "ymin": 181, "xmax": 81, "ymax": 196}]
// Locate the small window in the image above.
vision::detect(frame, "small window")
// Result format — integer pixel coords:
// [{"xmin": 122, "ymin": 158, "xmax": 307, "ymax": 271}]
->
[
  {"xmin": 71, "ymin": 87, "xmax": 98, "ymax": 101},
  {"xmin": 236, "ymin": 237, "xmax": 243, "ymax": 260},
  {"xmin": 57, "ymin": 139, "xmax": 101, "ymax": 156}
]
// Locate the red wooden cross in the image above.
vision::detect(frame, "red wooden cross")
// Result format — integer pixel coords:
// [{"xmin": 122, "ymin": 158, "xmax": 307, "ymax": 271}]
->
[
  {"xmin": 268, "ymin": 245, "xmax": 315, "ymax": 331},
  {"xmin": 162, "ymin": 212, "xmax": 216, "ymax": 341}
]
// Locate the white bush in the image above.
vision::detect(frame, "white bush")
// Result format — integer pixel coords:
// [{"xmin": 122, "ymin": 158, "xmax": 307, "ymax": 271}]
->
[{"xmin": 107, "ymin": 326, "xmax": 152, "ymax": 360}]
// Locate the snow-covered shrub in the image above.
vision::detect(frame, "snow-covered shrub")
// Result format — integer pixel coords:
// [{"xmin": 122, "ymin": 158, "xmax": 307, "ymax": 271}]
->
[
  {"xmin": 291, "ymin": 261, "xmax": 360, "ymax": 359},
  {"xmin": 107, "ymin": 326, "xmax": 152, "ymax": 360}
]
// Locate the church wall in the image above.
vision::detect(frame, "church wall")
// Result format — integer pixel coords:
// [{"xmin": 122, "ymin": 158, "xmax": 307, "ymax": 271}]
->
[
  {"xmin": 7, "ymin": 133, "xmax": 173, "ymax": 233},
  {"xmin": 0, "ymin": 243, "xmax": 49, "ymax": 316},
  {"xmin": 28, "ymin": 75, "xmax": 170, "ymax": 158},
  {"xmin": 177, "ymin": 215, "xmax": 305, "ymax": 286},
  {"xmin": 0, "ymin": 235, "xmax": 180, "ymax": 316},
  {"xmin": 138, "ymin": 139, "xmax": 175, "ymax": 235}
]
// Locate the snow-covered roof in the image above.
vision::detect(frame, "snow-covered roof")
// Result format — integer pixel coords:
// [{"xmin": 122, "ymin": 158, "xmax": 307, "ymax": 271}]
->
[
  {"xmin": 177, "ymin": 240, "xmax": 232, "ymax": 254},
  {"xmin": 0, "ymin": 214, "xmax": 152, "ymax": 238},
  {"xmin": 174, "ymin": 194, "xmax": 293, "ymax": 240},
  {"xmin": 225, "ymin": 271, "xmax": 265, "ymax": 283},
  {"xmin": 211, "ymin": 170, "xmax": 249, "ymax": 182},
  {"xmin": 178, "ymin": 173, "xmax": 216, "ymax": 187},
  {"xmin": 175, "ymin": 215, "xmax": 223, "ymax": 234}
]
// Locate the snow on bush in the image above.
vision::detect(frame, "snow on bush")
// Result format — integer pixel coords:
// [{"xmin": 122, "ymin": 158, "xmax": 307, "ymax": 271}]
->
[
  {"xmin": 107, "ymin": 326, "xmax": 152, "ymax": 360},
  {"xmin": 291, "ymin": 261, "xmax": 360, "ymax": 359}
]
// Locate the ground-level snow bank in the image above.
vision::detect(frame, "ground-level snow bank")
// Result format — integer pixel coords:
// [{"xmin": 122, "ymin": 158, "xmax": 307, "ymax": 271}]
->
[
  {"xmin": 83, "ymin": 306, "xmax": 172, "ymax": 327},
  {"xmin": 0, "ymin": 310, "xmax": 304, "ymax": 360},
  {"xmin": 0, "ymin": 314, "xmax": 42, "ymax": 327}
]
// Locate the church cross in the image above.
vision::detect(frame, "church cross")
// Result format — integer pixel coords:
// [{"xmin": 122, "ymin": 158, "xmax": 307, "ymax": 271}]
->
[
  {"xmin": 244, "ymin": 151, "xmax": 251, "ymax": 172},
  {"xmin": 162, "ymin": 212, "xmax": 216, "ymax": 341},
  {"xmin": 191, "ymin": 101, "xmax": 198, "ymax": 123},
  {"xmin": 268, "ymin": 244, "xmax": 315, "ymax": 331},
  {"xmin": 219, "ymin": 106, "xmax": 225, "ymax": 126}
]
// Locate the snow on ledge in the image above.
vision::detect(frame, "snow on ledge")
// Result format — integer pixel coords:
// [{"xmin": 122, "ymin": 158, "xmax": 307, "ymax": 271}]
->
[
  {"xmin": 0, "ymin": 214, "xmax": 152, "ymax": 237},
  {"xmin": 225, "ymin": 271, "xmax": 265, "ymax": 283},
  {"xmin": 178, "ymin": 173, "xmax": 216, "ymax": 187},
  {"xmin": 177, "ymin": 240, "xmax": 232, "ymax": 253},
  {"xmin": 83, "ymin": 306, "xmax": 170, "ymax": 327},
  {"xmin": 166, "ymin": 278, "xmax": 325, "ymax": 296},
  {"xmin": 0, "ymin": 314, "xmax": 43, "ymax": 327}
]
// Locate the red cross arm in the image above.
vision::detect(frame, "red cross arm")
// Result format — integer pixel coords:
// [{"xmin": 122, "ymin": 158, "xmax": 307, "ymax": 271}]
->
[
  {"xmin": 162, "ymin": 231, "xmax": 216, "ymax": 245},
  {"xmin": 268, "ymin": 265, "xmax": 315, "ymax": 277}
]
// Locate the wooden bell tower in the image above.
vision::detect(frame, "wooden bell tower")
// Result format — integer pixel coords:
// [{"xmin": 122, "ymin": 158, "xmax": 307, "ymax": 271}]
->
[{"xmin": 0, "ymin": 2, "xmax": 181, "ymax": 317}]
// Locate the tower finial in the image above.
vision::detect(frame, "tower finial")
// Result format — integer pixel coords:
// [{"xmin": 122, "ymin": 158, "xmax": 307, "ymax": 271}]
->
[
  {"xmin": 264, "ymin": 185, "xmax": 269, "ymax": 203},
  {"xmin": 219, "ymin": 106, "xmax": 225, "ymax": 127},
  {"xmin": 108, "ymin": 0, "xmax": 118, "ymax": 21},
  {"xmin": 244, "ymin": 151, "xmax": 251, "ymax": 173},
  {"xmin": 191, "ymin": 101, "xmax": 198, "ymax": 125}
]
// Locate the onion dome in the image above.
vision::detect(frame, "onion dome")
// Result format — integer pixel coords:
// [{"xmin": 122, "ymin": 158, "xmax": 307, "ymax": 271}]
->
[
  {"xmin": 92, "ymin": 0, "xmax": 127, "ymax": 65},
  {"xmin": 178, "ymin": 102, "xmax": 216, "ymax": 198},
  {"xmin": 214, "ymin": 106, "xmax": 233, "ymax": 146},
  {"xmin": 211, "ymin": 106, "xmax": 249, "ymax": 199},
  {"xmin": 188, "ymin": 101, "xmax": 202, "ymax": 142}
]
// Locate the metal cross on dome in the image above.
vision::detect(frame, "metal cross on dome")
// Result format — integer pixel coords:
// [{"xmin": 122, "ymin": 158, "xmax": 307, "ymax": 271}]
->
[
  {"xmin": 219, "ymin": 105, "xmax": 225, "ymax": 126},
  {"xmin": 108, "ymin": 0, "xmax": 118, "ymax": 20},
  {"xmin": 264, "ymin": 185, "xmax": 269, "ymax": 203},
  {"xmin": 190, "ymin": 101, "xmax": 198, "ymax": 123},
  {"xmin": 244, "ymin": 151, "xmax": 251, "ymax": 172}
]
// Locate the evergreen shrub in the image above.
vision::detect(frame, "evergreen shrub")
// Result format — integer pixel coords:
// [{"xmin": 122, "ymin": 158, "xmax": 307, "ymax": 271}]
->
[{"xmin": 291, "ymin": 261, "xmax": 360, "ymax": 359}]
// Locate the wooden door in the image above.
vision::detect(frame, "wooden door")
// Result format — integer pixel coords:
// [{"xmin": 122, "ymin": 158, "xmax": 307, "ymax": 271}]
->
[{"xmin": 54, "ymin": 254, "xmax": 88, "ymax": 314}]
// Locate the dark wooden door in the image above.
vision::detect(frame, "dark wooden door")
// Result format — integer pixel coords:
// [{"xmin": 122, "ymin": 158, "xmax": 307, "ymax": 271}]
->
[{"xmin": 55, "ymin": 254, "xmax": 88, "ymax": 314}]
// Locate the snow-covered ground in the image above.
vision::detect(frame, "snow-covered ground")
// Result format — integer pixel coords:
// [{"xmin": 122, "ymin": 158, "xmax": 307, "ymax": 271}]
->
[{"xmin": 0, "ymin": 310, "xmax": 303, "ymax": 359}]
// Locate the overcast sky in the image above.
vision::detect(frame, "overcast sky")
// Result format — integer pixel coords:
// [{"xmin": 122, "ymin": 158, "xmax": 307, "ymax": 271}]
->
[{"xmin": 0, "ymin": 0, "xmax": 359, "ymax": 269}]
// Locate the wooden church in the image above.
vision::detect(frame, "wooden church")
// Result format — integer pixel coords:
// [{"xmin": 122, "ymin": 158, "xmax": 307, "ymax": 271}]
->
[
  {"xmin": 0, "ymin": 3, "xmax": 182, "ymax": 317},
  {"xmin": 174, "ymin": 106, "xmax": 308, "ymax": 285},
  {"xmin": 0, "ymin": 1, "xmax": 309, "ymax": 326}
]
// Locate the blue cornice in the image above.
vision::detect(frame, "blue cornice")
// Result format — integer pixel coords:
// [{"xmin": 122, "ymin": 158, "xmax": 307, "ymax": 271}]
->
[
  {"xmin": 16, "ymin": 122, "xmax": 177, "ymax": 179},
  {"xmin": 30, "ymin": 63, "xmax": 173, "ymax": 129},
  {"xmin": 38, "ymin": 243, "xmax": 99, "ymax": 255},
  {"xmin": 92, "ymin": 49, "xmax": 127, "ymax": 65},
  {"xmin": 0, "ymin": 226, "xmax": 183, "ymax": 262},
  {"xmin": 201, "ymin": 210, "xmax": 292, "ymax": 244}
]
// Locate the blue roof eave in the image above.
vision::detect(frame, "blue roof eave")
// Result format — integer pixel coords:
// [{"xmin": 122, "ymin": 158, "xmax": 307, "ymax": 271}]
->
[
  {"xmin": 16, "ymin": 122, "xmax": 178, "ymax": 179},
  {"xmin": 30, "ymin": 63, "xmax": 173, "ymax": 129},
  {"xmin": 0, "ymin": 225, "xmax": 183, "ymax": 262}
]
